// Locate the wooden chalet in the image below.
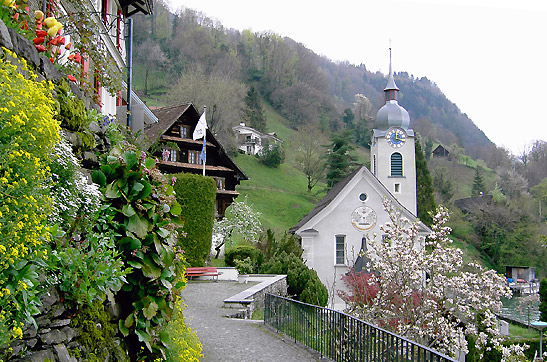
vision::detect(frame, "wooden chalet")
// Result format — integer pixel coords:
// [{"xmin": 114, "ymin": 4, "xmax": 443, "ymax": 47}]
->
[
  {"xmin": 432, "ymin": 145, "xmax": 450, "ymax": 158},
  {"xmin": 144, "ymin": 104, "xmax": 248, "ymax": 218}
]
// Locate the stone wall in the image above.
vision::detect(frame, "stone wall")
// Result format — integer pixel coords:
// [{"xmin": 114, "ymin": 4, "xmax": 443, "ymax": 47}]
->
[
  {"xmin": 10, "ymin": 288, "xmax": 77, "ymax": 362},
  {"xmin": 224, "ymin": 275, "xmax": 288, "ymax": 318}
]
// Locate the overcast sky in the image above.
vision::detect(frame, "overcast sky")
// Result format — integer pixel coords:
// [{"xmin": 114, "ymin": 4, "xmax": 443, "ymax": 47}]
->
[{"xmin": 167, "ymin": 0, "xmax": 547, "ymax": 155}]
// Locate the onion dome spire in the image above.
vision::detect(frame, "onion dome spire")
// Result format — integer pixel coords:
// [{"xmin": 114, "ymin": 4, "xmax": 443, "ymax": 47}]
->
[{"xmin": 374, "ymin": 47, "xmax": 410, "ymax": 130}]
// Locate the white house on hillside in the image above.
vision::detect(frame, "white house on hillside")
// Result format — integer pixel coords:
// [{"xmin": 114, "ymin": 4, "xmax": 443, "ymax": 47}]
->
[
  {"xmin": 233, "ymin": 123, "xmax": 282, "ymax": 155},
  {"xmin": 291, "ymin": 54, "xmax": 430, "ymax": 309}
]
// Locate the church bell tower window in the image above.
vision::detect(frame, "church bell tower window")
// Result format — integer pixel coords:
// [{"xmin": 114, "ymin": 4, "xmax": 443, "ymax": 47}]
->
[{"xmin": 390, "ymin": 152, "xmax": 403, "ymax": 176}]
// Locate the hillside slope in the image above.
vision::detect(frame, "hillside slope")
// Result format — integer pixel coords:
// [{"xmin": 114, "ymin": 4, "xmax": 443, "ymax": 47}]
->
[{"xmin": 131, "ymin": 3, "xmax": 494, "ymax": 161}]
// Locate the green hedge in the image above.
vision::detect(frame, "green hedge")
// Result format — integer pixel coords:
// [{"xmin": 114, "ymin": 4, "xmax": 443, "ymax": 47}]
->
[
  {"xmin": 540, "ymin": 278, "xmax": 547, "ymax": 322},
  {"xmin": 173, "ymin": 173, "xmax": 217, "ymax": 266}
]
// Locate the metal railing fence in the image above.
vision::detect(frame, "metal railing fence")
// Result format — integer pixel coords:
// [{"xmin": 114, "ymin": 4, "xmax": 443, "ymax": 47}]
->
[{"xmin": 264, "ymin": 293, "xmax": 458, "ymax": 362}]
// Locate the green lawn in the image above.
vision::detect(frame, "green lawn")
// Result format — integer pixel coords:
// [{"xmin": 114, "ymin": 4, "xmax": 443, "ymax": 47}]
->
[
  {"xmin": 508, "ymin": 323, "xmax": 542, "ymax": 341},
  {"xmin": 233, "ymin": 154, "xmax": 326, "ymax": 233}
]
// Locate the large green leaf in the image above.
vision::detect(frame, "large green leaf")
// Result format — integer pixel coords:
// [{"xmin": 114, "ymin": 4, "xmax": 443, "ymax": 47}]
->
[
  {"xmin": 129, "ymin": 239, "xmax": 142, "ymax": 250},
  {"xmin": 160, "ymin": 279, "xmax": 172, "ymax": 290},
  {"xmin": 105, "ymin": 183, "xmax": 121, "ymax": 198},
  {"xmin": 170, "ymin": 202, "xmax": 182, "ymax": 216},
  {"xmin": 144, "ymin": 157, "xmax": 156, "ymax": 170},
  {"xmin": 135, "ymin": 329, "xmax": 151, "ymax": 343},
  {"xmin": 122, "ymin": 151, "xmax": 138, "ymax": 170},
  {"xmin": 143, "ymin": 301, "xmax": 158, "ymax": 320},
  {"xmin": 127, "ymin": 214, "xmax": 149, "ymax": 239},
  {"xmin": 127, "ymin": 260, "xmax": 142, "ymax": 269},
  {"xmin": 141, "ymin": 255, "xmax": 161, "ymax": 279},
  {"xmin": 122, "ymin": 204, "xmax": 136, "ymax": 217},
  {"xmin": 156, "ymin": 227, "xmax": 170, "ymax": 239},
  {"xmin": 132, "ymin": 182, "xmax": 144, "ymax": 194},
  {"xmin": 91, "ymin": 170, "xmax": 107, "ymax": 187},
  {"xmin": 159, "ymin": 331, "xmax": 170, "ymax": 345},
  {"xmin": 138, "ymin": 181, "xmax": 153, "ymax": 199},
  {"xmin": 118, "ymin": 320, "xmax": 129, "ymax": 337},
  {"xmin": 124, "ymin": 313, "xmax": 135, "ymax": 328}
]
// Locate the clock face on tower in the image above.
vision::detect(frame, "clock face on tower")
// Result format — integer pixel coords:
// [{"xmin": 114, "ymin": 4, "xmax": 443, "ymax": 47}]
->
[{"xmin": 386, "ymin": 127, "xmax": 407, "ymax": 148}]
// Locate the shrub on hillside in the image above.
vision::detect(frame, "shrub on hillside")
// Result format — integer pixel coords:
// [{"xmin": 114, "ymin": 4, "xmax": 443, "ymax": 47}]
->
[
  {"xmin": 257, "ymin": 141, "xmax": 284, "ymax": 168},
  {"xmin": 173, "ymin": 173, "xmax": 216, "ymax": 266}
]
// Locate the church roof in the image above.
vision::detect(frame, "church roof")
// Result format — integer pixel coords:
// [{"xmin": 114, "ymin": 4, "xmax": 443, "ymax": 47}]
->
[
  {"xmin": 290, "ymin": 166, "xmax": 430, "ymax": 234},
  {"xmin": 289, "ymin": 167, "xmax": 361, "ymax": 233}
]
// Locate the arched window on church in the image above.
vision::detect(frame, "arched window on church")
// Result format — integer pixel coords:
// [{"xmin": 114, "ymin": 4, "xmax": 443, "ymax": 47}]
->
[{"xmin": 391, "ymin": 152, "xmax": 403, "ymax": 176}]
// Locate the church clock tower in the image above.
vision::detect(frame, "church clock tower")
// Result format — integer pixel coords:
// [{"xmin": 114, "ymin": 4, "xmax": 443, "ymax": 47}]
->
[{"xmin": 370, "ymin": 50, "xmax": 417, "ymax": 215}]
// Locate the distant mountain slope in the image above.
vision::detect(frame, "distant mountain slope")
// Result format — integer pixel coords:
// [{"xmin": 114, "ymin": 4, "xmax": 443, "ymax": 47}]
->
[{"xmin": 132, "ymin": 2, "xmax": 493, "ymax": 160}]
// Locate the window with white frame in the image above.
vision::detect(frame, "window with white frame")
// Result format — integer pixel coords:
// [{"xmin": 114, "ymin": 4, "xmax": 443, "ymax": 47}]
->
[
  {"xmin": 188, "ymin": 150, "xmax": 200, "ymax": 164},
  {"xmin": 335, "ymin": 235, "xmax": 345, "ymax": 265}
]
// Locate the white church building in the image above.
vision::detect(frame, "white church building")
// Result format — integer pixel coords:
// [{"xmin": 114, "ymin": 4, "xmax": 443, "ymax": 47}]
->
[{"xmin": 290, "ymin": 55, "xmax": 431, "ymax": 309}]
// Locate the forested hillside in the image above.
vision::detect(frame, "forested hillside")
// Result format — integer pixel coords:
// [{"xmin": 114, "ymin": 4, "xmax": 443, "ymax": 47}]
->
[
  {"xmin": 131, "ymin": 2, "xmax": 494, "ymax": 161},
  {"xmin": 131, "ymin": 2, "xmax": 547, "ymax": 278}
]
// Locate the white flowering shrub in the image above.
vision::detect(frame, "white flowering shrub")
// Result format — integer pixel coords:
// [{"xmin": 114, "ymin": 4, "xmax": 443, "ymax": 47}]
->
[
  {"xmin": 339, "ymin": 199, "xmax": 520, "ymax": 358},
  {"xmin": 213, "ymin": 196, "xmax": 262, "ymax": 248},
  {"xmin": 49, "ymin": 132, "xmax": 101, "ymax": 229}
]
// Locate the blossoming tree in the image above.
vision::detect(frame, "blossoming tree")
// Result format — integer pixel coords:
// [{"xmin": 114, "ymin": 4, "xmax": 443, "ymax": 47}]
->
[{"xmin": 339, "ymin": 199, "xmax": 526, "ymax": 360}]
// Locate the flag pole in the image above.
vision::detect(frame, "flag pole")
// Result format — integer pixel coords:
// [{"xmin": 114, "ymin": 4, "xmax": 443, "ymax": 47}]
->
[{"xmin": 202, "ymin": 106, "xmax": 206, "ymax": 176}]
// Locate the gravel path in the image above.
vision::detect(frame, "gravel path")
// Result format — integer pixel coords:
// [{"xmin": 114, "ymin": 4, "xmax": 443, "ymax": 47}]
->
[{"xmin": 180, "ymin": 281, "xmax": 326, "ymax": 362}]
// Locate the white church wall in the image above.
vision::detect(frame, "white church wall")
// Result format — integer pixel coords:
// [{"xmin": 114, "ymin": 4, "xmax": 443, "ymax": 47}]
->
[{"xmin": 298, "ymin": 168, "xmax": 406, "ymax": 309}]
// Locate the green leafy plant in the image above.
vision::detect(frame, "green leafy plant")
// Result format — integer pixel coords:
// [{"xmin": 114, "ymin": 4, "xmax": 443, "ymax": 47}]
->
[
  {"xmin": 91, "ymin": 143, "xmax": 186, "ymax": 360},
  {"xmin": 234, "ymin": 257, "xmax": 254, "ymax": 275},
  {"xmin": 48, "ymin": 231, "xmax": 129, "ymax": 306},
  {"xmin": 225, "ymin": 245, "xmax": 262, "ymax": 268}
]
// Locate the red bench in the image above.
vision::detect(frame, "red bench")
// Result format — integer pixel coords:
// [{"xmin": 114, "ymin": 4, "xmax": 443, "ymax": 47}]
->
[{"xmin": 185, "ymin": 267, "xmax": 221, "ymax": 281}]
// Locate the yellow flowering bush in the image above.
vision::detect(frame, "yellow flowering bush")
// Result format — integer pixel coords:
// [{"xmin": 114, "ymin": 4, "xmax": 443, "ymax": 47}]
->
[
  {"xmin": 163, "ymin": 296, "xmax": 203, "ymax": 362},
  {"xmin": 0, "ymin": 47, "xmax": 60, "ymax": 346}
]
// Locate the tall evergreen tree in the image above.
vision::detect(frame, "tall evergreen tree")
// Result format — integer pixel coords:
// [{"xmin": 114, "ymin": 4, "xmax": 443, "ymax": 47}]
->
[
  {"xmin": 325, "ymin": 131, "xmax": 355, "ymax": 189},
  {"xmin": 471, "ymin": 167, "xmax": 486, "ymax": 197},
  {"xmin": 342, "ymin": 108, "xmax": 354, "ymax": 129},
  {"xmin": 415, "ymin": 139, "xmax": 436, "ymax": 225},
  {"xmin": 243, "ymin": 86, "xmax": 267, "ymax": 132},
  {"xmin": 425, "ymin": 137, "xmax": 433, "ymax": 160}
]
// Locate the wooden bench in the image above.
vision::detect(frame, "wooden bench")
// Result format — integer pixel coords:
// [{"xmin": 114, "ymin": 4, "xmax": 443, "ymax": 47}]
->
[{"xmin": 185, "ymin": 267, "xmax": 221, "ymax": 281}]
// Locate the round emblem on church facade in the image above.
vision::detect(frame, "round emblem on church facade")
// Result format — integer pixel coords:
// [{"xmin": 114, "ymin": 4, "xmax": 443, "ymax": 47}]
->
[{"xmin": 351, "ymin": 206, "xmax": 377, "ymax": 231}]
